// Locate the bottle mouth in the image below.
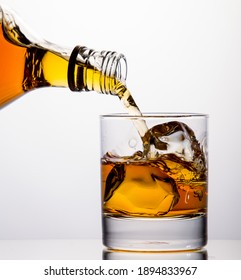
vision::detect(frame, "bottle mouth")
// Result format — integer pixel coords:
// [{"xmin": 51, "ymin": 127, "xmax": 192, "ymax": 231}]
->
[
  {"xmin": 101, "ymin": 51, "xmax": 127, "ymax": 82},
  {"xmin": 68, "ymin": 45, "xmax": 127, "ymax": 94},
  {"xmin": 99, "ymin": 51, "xmax": 127, "ymax": 95}
]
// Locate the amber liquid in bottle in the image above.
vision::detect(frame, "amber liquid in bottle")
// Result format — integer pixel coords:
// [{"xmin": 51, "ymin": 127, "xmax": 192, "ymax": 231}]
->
[
  {"xmin": 0, "ymin": 7, "xmax": 141, "ymax": 115},
  {"xmin": 0, "ymin": 23, "xmax": 69, "ymax": 105}
]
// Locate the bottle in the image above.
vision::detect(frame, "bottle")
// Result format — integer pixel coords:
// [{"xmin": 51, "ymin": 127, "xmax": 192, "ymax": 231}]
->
[{"xmin": 0, "ymin": 4, "xmax": 127, "ymax": 107}]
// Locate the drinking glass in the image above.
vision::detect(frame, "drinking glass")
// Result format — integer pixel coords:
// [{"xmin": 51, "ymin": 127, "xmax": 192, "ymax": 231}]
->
[{"xmin": 100, "ymin": 113, "xmax": 208, "ymax": 251}]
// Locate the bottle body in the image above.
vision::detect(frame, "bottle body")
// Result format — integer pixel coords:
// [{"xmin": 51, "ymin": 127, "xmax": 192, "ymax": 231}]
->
[{"xmin": 0, "ymin": 5, "xmax": 127, "ymax": 107}]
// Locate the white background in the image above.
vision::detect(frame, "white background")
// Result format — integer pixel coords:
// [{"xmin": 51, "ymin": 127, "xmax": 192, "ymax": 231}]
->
[{"xmin": 0, "ymin": 0, "xmax": 240, "ymax": 240}]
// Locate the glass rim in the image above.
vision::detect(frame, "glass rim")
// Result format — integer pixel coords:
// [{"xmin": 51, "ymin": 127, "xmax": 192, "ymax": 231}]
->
[{"xmin": 100, "ymin": 112, "xmax": 209, "ymax": 119}]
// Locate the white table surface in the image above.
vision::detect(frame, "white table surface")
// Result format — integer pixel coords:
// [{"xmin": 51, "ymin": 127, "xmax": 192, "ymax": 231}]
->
[{"xmin": 0, "ymin": 239, "xmax": 240, "ymax": 260}]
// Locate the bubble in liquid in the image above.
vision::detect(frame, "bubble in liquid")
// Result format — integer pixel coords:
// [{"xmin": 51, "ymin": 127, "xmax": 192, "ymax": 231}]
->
[{"xmin": 129, "ymin": 138, "xmax": 137, "ymax": 148}]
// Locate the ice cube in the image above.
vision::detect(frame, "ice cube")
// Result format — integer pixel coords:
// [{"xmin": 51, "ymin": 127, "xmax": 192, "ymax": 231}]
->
[
  {"xmin": 143, "ymin": 121, "xmax": 206, "ymax": 172},
  {"xmin": 104, "ymin": 163, "xmax": 180, "ymax": 216}
]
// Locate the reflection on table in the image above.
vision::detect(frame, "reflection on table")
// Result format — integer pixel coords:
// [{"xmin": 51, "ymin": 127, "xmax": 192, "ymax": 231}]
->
[{"xmin": 103, "ymin": 248, "xmax": 208, "ymax": 260}]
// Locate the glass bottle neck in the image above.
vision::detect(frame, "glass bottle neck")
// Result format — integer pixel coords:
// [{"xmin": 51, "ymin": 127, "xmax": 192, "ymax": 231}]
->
[{"xmin": 67, "ymin": 45, "xmax": 127, "ymax": 95}]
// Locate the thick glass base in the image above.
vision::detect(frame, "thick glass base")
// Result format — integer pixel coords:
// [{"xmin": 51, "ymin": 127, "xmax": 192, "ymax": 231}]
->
[{"xmin": 102, "ymin": 213, "xmax": 207, "ymax": 251}]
